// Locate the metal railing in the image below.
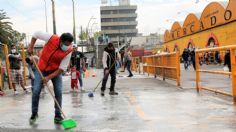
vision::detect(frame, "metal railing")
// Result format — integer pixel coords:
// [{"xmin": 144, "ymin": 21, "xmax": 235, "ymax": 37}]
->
[
  {"xmin": 195, "ymin": 45, "xmax": 236, "ymax": 101},
  {"xmin": 131, "ymin": 57, "xmax": 141, "ymax": 74},
  {"xmin": 142, "ymin": 52, "xmax": 181, "ymax": 86}
]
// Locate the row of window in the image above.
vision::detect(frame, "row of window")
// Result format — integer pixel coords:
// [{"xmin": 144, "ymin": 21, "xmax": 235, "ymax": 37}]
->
[
  {"xmin": 101, "ymin": 18, "xmax": 136, "ymax": 22},
  {"xmin": 101, "ymin": 26, "xmax": 136, "ymax": 30},
  {"xmin": 107, "ymin": 33, "xmax": 137, "ymax": 38},
  {"xmin": 101, "ymin": 9, "xmax": 136, "ymax": 15}
]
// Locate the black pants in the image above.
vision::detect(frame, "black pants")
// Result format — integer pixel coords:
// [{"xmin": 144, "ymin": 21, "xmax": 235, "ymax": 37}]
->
[
  {"xmin": 192, "ymin": 61, "xmax": 196, "ymax": 70},
  {"xmin": 126, "ymin": 60, "xmax": 133, "ymax": 76},
  {"xmin": 101, "ymin": 68, "xmax": 116, "ymax": 92}
]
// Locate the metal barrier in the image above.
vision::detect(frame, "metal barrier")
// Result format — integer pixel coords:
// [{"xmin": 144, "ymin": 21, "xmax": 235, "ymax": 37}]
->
[
  {"xmin": 142, "ymin": 52, "xmax": 181, "ymax": 86},
  {"xmin": 2, "ymin": 44, "xmax": 13, "ymax": 89},
  {"xmin": 20, "ymin": 44, "xmax": 27, "ymax": 86},
  {"xmin": 195, "ymin": 45, "xmax": 236, "ymax": 101},
  {"xmin": 0, "ymin": 59, "xmax": 2, "ymax": 91},
  {"xmin": 132, "ymin": 57, "xmax": 141, "ymax": 74}
]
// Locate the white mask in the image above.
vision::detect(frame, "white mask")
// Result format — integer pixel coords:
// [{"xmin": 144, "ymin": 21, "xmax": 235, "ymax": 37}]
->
[{"xmin": 12, "ymin": 49, "xmax": 16, "ymax": 53}]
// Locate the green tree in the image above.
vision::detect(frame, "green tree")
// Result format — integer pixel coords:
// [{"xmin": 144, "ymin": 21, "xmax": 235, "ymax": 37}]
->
[
  {"xmin": 0, "ymin": 10, "xmax": 25, "ymax": 45},
  {"xmin": 0, "ymin": 10, "xmax": 13, "ymax": 44},
  {"xmin": 93, "ymin": 31, "xmax": 101, "ymax": 39},
  {"xmin": 79, "ymin": 26, "xmax": 88, "ymax": 41}
]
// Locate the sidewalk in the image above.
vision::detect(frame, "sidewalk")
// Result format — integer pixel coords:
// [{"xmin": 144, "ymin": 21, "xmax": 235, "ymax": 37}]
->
[{"xmin": 0, "ymin": 69, "xmax": 235, "ymax": 131}]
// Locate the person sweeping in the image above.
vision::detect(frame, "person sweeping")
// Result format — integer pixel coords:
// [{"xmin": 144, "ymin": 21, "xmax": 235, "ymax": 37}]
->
[
  {"xmin": 28, "ymin": 31, "xmax": 73, "ymax": 124},
  {"xmin": 101, "ymin": 42, "xmax": 119, "ymax": 96}
]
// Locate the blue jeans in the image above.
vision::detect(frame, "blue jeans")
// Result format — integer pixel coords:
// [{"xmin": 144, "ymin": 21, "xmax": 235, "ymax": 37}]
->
[
  {"xmin": 126, "ymin": 60, "xmax": 133, "ymax": 76},
  {"xmin": 32, "ymin": 70, "xmax": 62, "ymax": 116},
  {"xmin": 78, "ymin": 69, "xmax": 83, "ymax": 87}
]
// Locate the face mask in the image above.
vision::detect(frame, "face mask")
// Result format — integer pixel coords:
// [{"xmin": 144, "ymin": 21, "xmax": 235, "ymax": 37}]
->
[
  {"xmin": 61, "ymin": 44, "xmax": 70, "ymax": 51},
  {"xmin": 12, "ymin": 49, "xmax": 16, "ymax": 53}
]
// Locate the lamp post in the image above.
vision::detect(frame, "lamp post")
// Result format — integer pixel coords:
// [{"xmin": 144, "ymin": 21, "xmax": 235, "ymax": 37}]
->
[
  {"xmin": 89, "ymin": 22, "xmax": 98, "ymax": 37},
  {"xmin": 177, "ymin": 11, "xmax": 190, "ymax": 15},
  {"xmin": 51, "ymin": 0, "xmax": 56, "ymax": 34},
  {"xmin": 86, "ymin": 16, "xmax": 96, "ymax": 36},
  {"xmin": 72, "ymin": 0, "xmax": 76, "ymax": 43},
  {"xmin": 195, "ymin": 0, "xmax": 209, "ymax": 4},
  {"xmin": 43, "ymin": 0, "xmax": 48, "ymax": 32},
  {"xmin": 166, "ymin": 19, "xmax": 175, "ymax": 23},
  {"xmin": 86, "ymin": 16, "xmax": 96, "ymax": 44}
]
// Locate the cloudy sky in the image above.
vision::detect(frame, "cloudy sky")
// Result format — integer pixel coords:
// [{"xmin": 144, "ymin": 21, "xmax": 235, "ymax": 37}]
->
[{"xmin": 0, "ymin": 0, "xmax": 228, "ymax": 37}]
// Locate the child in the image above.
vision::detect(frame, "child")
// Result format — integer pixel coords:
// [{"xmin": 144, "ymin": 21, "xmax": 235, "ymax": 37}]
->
[{"xmin": 71, "ymin": 66, "xmax": 80, "ymax": 92}]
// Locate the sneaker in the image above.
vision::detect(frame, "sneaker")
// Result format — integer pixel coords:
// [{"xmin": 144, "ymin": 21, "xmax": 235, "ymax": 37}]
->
[
  {"xmin": 109, "ymin": 91, "xmax": 118, "ymax": 95},
  {"xmin": 24, "ymin": 89, "xmax": 30, "ymax": 94},
  {"xmin": 14, "ymin": 91, "xmax": 19, "ymax": 95},
  {"xmin": 81, "ymin": 87, "xmax": 85, "ymax": 92},
  {"xmin": 54, "ymin": 115, "xmax": 64, "ymax": 124},
  {"xmin": 41, "ymin": 88, "xmax": 47, "ymax": 94},
  {"xmin": 127, "ymin": 75, "xmax": 133, "ymax": 77},
  {"xmin": 70, "ymin": 89, "xmax": 75, "ymax": 93},
  {"xmin": 101, "ymin": 91, "xmax": 105, "ymax": 96},
  {"xmin": 29, "ymin": 113, "xmax": 38, "ymax": 125}
]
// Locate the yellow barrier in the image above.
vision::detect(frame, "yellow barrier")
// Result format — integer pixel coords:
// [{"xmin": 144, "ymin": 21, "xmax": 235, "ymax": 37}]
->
[
  {"xmin": 132, "ymin": 57, "xmax": 141, "ymax": 74},
  {"xmin": 20, "ymin": 44, "xmax": 27, "ymax": 86},
  {"xmin": 0, "ymin": 59, "xmax": 2, "ymax": 91},
  {"xmin": 195, "ymin": 45, "xmax": 236, "ymax": 102},
  {"xmin": 142, "ymin": 52, "xmax": 181, "ymax": 86},
  {"xmin": 3, "ymin": 44, "xmax": 13, "ymax": 89}
]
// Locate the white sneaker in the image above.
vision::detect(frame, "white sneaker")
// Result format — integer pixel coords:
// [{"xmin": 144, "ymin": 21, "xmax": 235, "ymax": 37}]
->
[
  {"xmin": 41, "ymin": 88, "xmax": 47, "ymax": 94},
  {"xmin": 80, "ymin": 87, "xmax": 85, "ymax": 92},
  {"xmin": 24, "ymin": 89, "xmax": 30, "ymax": 94},
  {"xmin": 14, "ymin": 91, "xmax": 19, "ymax": 95},
  {"xmin": 70, "ymin": 89, "xmax": 74, "ymax": 93},
  {"xmin": 74, "ymin": 89, "xmax": 79, "ymax": 93}
]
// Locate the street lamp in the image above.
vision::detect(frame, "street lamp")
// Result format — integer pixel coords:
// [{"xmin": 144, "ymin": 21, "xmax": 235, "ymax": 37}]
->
[
  {"xmin": 72, "ymin": 0, "xmax": 76, "ymax": 43},
  {"xmin": 86, "ymin": 16, "xmax": 96, "ymax": 44},
  {"xmin": 86, "ymin": 16, "xmax": 96, "ymax": 36},
  {"xmin": 195, "ymin": 0, "xmax": 209, "ymax": 4},
  {"xmin": 177, "ymin": 11, "xmax": 190, "ymax": 15},
  {"xmin": 43, "ymin": 0, "xmax": 48, "ymax": 32},
  {"xmin": 51, "ymin": 0, "xmax": 56, "ymax": 34},
  {"xmin": 89, "ymin": 22, "xmax": 98, "ymax": 37},
  {"xmin": 166, "ymin": 19, "xmax": 175, "ymax": 23}
]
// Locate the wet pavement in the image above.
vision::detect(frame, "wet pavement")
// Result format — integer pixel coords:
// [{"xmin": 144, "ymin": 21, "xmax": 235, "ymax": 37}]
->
[{"xmin": 0, "ymin": 67, "xmax": 236, "ymax": 132}]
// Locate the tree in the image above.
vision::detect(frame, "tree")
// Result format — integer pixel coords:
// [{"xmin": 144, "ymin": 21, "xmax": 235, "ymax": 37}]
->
[
  {"xmin": 0, "ymin": 10, "xmax": 25, "ymax": 45},
  {"xmin": 79, "ymin": 26, "xmax": 88, "ymax": 41},
  {"xmin": 93, "ymin": 31, "xmax": 101, "ymax": 39},
  {"xmin": 0, "ymin": 10, "xmax": 13, "ymax": 44}
]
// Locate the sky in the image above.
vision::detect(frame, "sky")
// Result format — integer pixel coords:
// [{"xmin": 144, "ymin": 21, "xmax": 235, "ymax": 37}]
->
[{"xmin": 0, "ymin": 0, "xmax": 229, "ymax": 38}]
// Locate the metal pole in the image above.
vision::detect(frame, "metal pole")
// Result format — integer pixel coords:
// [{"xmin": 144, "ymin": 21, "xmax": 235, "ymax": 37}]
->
[
  {"xmin": 51, "ymin": 0, "xmax": 56, "ymax": 34},
  {"xmin": 43, "ymin": 0, "xmax": 48, "ymax": 32},
  {"xmin": 86, "ymin": 16, "xmax": 96, "ymax": 43},
  {"xmin": 72, "ymin": 0, "xmax": 76, "ymax": 43}
]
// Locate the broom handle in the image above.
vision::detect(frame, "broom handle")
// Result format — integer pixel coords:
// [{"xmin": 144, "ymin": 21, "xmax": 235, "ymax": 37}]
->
[
  {"xmin": 31, "ymin": 56, "xmax": 67, "ymax": 119},
  {"xmin": 93, "ymin": 60, "xmax": 117, "ymax": 92}
]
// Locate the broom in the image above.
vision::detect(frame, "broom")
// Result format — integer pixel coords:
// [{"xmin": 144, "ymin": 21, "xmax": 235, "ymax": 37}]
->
[
  {"xmin": 31, "ymin": 56, "xmax": 77, "ymax": 130},
  {"xmin": 88, "ymin": 60, "xmax": 117, "ymax": 97}
]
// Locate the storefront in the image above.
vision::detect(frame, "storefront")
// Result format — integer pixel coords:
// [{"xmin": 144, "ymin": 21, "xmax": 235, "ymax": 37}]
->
[{"xmin": 164, "ymin": 0, "xmax": 236, "ymax": 55}]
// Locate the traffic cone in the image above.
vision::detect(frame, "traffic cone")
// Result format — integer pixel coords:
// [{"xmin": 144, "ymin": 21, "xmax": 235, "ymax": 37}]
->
[
  {"xmin": 92, "ymin": 69, "xmax": 96, "ymax": 77},
  {"xmin": 0, "ymin": 91, "xmax": 4, "ymax": 96}
]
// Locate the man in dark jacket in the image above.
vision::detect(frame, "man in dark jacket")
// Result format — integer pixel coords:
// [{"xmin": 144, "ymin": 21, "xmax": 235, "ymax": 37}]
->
[
  {"xmin": 182, "ymin": 48, "xmax": 189, "ymax": 70},
  {"xmin": 224, "ymin": 50, "xmax": 231, "ymax": 72},
  {"xmin": 101, "ymin": 43, "xmax": 118, "ymax": 96}
]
